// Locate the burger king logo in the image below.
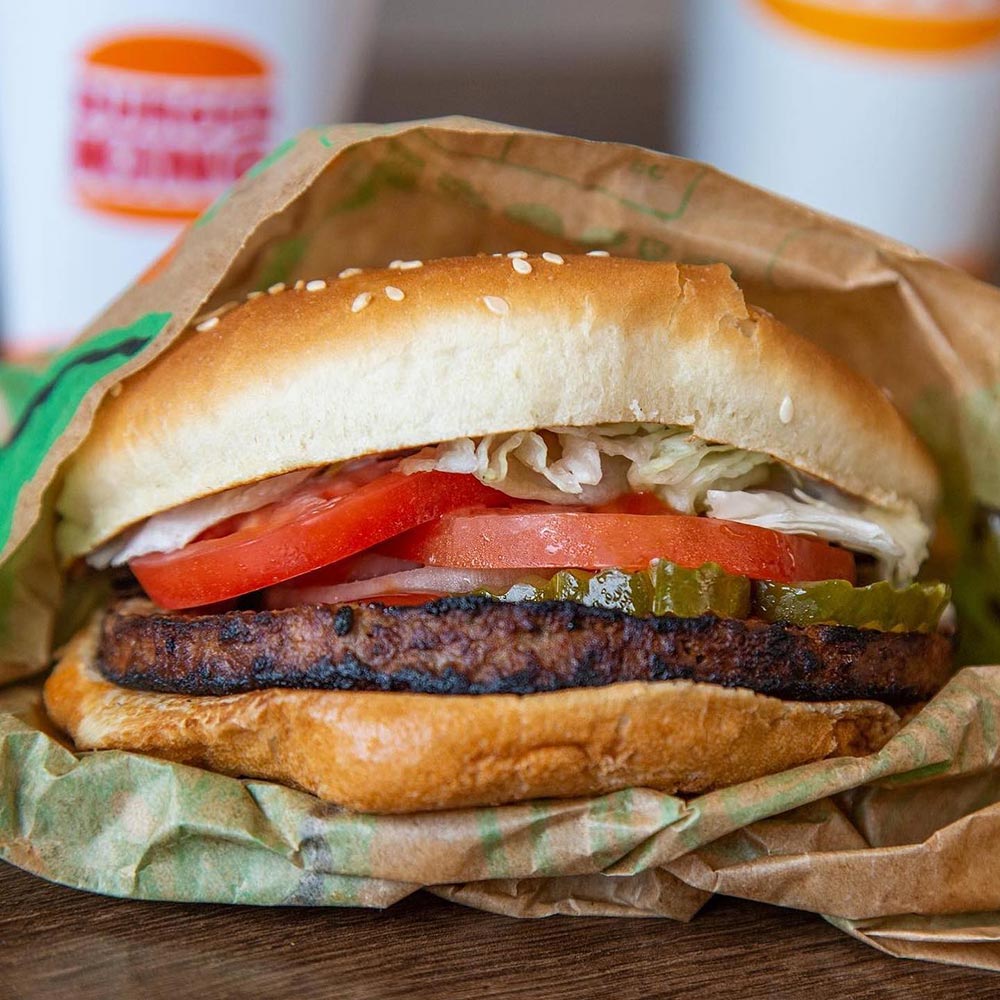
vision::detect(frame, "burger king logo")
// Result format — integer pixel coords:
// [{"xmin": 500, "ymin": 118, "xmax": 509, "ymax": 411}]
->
[
  {"xmin": 71, "ymin": 32, "xmax": 274, "ymax": 221},
  {"xmin": 758, "ymin": 0, "xmax": 1000, "ymax": 53}
]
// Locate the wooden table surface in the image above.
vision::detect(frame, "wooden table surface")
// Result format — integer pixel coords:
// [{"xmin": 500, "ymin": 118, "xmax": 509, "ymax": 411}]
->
[{"xmin": 1, "ymin": 860, "xmax": 996, "ymax": 999}]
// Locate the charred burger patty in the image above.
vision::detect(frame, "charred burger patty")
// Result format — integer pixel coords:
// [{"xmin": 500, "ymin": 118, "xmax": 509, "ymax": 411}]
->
[{"xmin": 99, "ymin": 597, "xmax": 952, "ymax": 704}]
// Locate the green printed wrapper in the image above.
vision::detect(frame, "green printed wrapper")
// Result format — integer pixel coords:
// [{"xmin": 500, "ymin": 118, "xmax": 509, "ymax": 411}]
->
[{"xmin": 2, "ymin": 117, "xmax": 1000, "ymax": 969}]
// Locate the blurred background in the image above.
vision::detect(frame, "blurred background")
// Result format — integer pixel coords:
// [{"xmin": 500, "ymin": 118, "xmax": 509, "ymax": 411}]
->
[{"xmin": 3, "ymin": 0, "xmax": 1000, "ymax": 355}]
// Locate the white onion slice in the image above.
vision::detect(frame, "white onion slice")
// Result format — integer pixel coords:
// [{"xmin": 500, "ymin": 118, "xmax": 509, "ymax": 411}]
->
[
  {"xmin": 265, "ymin": 567, "xmax": 531, "ymax": 608},
  {"xmin": 88, "ymin": 468, "xmax": 315, "ymax": 568},
  {"xmin": 325, "ymin": 552, "xmax": 422, "ymax": 582}
]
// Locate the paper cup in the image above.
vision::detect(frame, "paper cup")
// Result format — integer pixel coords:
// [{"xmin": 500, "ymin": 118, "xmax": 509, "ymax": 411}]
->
[
  {"xmin": 680, "ymin": 0, "xmax": 1000, "ymax": 278},
  {"xmin": 0, "ymin": 0, "xmax": 377, "ymax": 357}
]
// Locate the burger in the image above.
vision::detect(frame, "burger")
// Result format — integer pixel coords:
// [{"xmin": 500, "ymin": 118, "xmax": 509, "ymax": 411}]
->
[{"xmin": 43, "ymin": 254, "xmax": 952, "ymax": 813}]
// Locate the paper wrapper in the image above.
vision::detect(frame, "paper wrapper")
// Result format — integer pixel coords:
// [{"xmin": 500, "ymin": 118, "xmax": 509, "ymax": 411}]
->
[{"xmin": 3, "ymin": 117, "xmax": 1000, "ymax": 971}]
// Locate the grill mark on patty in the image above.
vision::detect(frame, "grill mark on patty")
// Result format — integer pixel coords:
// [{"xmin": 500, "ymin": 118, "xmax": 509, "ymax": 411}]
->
[{"xmin": 97, "ymin": 597, "xmax": 954, "ymax": 704}]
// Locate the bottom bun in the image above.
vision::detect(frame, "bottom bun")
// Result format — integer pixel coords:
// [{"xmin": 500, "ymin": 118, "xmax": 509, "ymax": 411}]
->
[{"xmin": 44, "ymin": 616, "xmax": 902, "ymax": 813}]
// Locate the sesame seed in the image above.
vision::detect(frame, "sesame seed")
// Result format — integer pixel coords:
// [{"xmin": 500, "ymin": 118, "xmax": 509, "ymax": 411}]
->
[
  {"xmin": 779, "ymin": 396, "xmax": 794, "ymax": 424},
  {"xmin": 512, "ymin": 257, "xmax": 532, "ymax": 275},
  {"xmin": 339, "ymin": 267, "xmax": 362, "ymax": 278},
  {"xmin": 305, "ymin": 279, "xmax": 327, "ymax": 292},
  {"xmin": 397, "ymin": 259, "xmax": 423, "ymax": 270},
  {"xmin": 351, "ymin": 292, "xmax": 373, "ymax": 313},
  {"xmin": 586, "ymin": 250, "xmax": 610, "ymax": 257},
  {"xmin": 246, "ymin": 290, "xmax": 264, "ymax": 299},
  {"xmin": 268, "ymin": 282, "xmax": 286, "ymax": 294},
  {"xmin": 195, "ymin": 315, "xmax": 219, "ymax": 332},
  {"xmin": 293, "ymin": 279, "xmax": 306, "ymax": 291},
  {"xmin": 385, "ymin": 285, "xmax": 405, "ymax": 301},
  {"xmin": 482, "ymin": 295, "xmax": 510, "ymax": 316},
  {"xmin": 491, "ymin": 252, "xmax": 503, "ymax": 257},
  {"xmin": 507, "ymin": 250, "xmax": 528, "ymax": 259},
  {"xmin": 542, "ymin": 252, "xmax": 564, "ymax": 265},
  {"xmin": 388, "ymin": 259, "xmax": 403, "ymax": 269}
]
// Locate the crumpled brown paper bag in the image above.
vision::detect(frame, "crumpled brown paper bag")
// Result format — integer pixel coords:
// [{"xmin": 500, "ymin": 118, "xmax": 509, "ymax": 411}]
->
[{"xmin": 2, "ymin": 117, "xmax": 1000, "ymax": 971}]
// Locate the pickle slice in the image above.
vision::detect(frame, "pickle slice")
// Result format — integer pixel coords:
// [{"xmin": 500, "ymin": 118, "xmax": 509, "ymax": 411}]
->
[
  {"xmin": 752, "ymin": 579, "xmax": 950, "ymax": 633},
  {"xmin": 648, "ymin": 560, "xmax": 751, "ymax": 617},
  {"xmin": 481, "ymin": 562, "xmax": 751, "ymax": 619},
  {"xmin": 478, "ymin": 561, "xmax": 949, "ymax": 632}
]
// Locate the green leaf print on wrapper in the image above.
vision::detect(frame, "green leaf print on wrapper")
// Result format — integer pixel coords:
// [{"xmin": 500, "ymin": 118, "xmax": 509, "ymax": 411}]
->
[
  {"xmin": 195, "ymin": 136, "xmax": 299, "ymax": 228},
  {"xmin": 0, "ymin": 312, "xmax": 171, "ymax": 554},
  {"xmin": 504, "ymin": 203, "xmax": 565, "ymax": 236},
  {"xmin": 638, "ymin": 236, "xmax": 672, "ymax": 260},
  {"xmin": 438, "ymin": 175, "xmax": 489, "ymax": 209},
  {"xmin": 415, "ymin": 130, "xmax": 708, "ymax": 228},
  {"xmin": 257, "ymin": 236, "xmax": 308, "ymax": 291},
  {"xmin": 578, "ymin": 226, "xmax": 626, "ymax": 248},
  {"xmin": 0, "ymin": 364, "xmax": 46, "ymax": 431},
  {"xmin": 245, "ymin": 137, "xmax": 298, "ymax": 181},
  {"xmin": 327, "ymin": 142, "xmax": 425, "ymax": 218}
]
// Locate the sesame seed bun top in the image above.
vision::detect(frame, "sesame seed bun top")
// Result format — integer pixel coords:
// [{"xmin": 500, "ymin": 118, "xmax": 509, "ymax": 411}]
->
[{"xmin": 55, "ymin": 254, "xmax": 939, "ymax": 560}]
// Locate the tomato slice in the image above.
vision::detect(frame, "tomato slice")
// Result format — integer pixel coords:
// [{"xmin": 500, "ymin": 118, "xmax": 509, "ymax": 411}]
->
[
  {"xmin": 130, "ymin": 471, "xmax": 507, "ymax": 609},
  {"xmin": 383, "ymin": 509, "xmax": 856, "ymax": 584},
  {"xmin": 593, "ymin": 491, "xmax": 673, "ymax": 515}
]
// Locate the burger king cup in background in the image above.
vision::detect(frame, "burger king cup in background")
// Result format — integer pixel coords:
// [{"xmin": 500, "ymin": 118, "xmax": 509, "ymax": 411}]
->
[
  {"xmin": 680, "ymin": 0, "xmax": 1000, "ymax": 278},
  {"xmin": 0, "ymin": 0, "xmax": 377, "ymax": 359}
]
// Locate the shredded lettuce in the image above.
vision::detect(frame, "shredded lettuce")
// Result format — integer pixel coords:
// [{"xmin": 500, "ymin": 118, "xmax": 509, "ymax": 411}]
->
[
  {"xmin": 705, "ymin": 489, "xmax": 928, "ymax": 584},
  {"xmin": 398, "ymin": 431, "xmax": 615, "ymax": 503},
  {"xmin": 399, "ymin": 424, "xmax": 772, "ymax": 513}
]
